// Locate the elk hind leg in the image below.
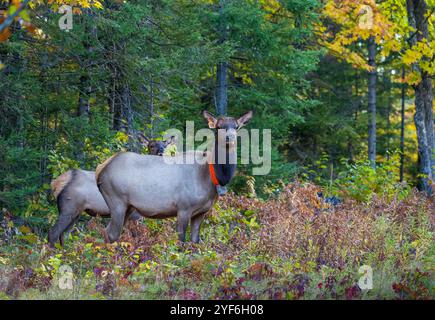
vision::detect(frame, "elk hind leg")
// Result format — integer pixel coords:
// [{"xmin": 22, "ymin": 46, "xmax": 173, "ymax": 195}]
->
[
  {"xmin": 104, "ymin": 199, "xmax": 128, "ymax": 243},
  {"xmin": 48, "ymin": 205, "xmax": 80, "ymax": 247},
  {"xmin": 190, "ymin": 213, "xmax": 206, "ymax": 243}
]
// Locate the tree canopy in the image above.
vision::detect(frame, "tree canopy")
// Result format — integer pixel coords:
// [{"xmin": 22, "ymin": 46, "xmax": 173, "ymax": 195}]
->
[{"xmin": 0, "ymin": 0, "xmax": 434, "ymax": 213}]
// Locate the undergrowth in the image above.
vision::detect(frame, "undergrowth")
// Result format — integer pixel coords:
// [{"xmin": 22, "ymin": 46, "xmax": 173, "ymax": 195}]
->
[{"xmin": 0, "ymin": 181, "xmax": 433, "ymax": 300}]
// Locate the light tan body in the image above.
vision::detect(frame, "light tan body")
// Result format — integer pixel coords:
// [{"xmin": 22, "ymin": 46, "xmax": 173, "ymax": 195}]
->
[{"xmin": 97, "ymin": 152, "xmax": 218, "ymax": 243}]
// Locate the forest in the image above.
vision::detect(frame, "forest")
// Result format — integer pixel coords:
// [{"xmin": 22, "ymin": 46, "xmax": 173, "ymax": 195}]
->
[{"xmin": 0, "ymin": 0, "xmax": 433, "ymax": 300}]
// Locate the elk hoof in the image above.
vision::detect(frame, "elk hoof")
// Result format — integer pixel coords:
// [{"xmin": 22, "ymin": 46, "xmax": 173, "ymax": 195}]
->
[{"xmin": 175, "ymin": 240, "xmax": 187, "ymax": 250}]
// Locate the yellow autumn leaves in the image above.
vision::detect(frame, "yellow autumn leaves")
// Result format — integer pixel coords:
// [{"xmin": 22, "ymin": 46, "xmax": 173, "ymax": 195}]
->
[
  {"xmin": 0, "ymin": 0, "xmax": 104, "ymax": 42},
  {"xmin": 318, "ymin": 0, "xmax": 434, "ymax": 84},
  {"xmin": 318, "ymin": 0, "xmax": 396, "ymax": 71}
]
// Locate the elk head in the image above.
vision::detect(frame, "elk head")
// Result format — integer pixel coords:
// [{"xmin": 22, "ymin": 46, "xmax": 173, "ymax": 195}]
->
[
  {"xmin": 202, "ymin": 110, "xmax": 253, "ymax": 151},
  {"xmin": 202, "ymin": 110, "xmax": 253, "ymax": 186},
  {"xmin": 137, "ymin": 133, "xmax": 176, "ymax": 156}
]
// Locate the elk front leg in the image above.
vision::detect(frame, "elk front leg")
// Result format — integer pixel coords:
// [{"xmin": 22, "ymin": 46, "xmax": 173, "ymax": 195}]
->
[
  {"xmin": 191, "ymin": 213, "xmax": 206, "ymax": 243},
  {"xmin": 176, "ymin": 211, "xmax": 190, "ymax": 242}
]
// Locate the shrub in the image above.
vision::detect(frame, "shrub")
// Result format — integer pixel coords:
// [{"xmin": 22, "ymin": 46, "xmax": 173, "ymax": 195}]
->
[{"xmin": 333, "ymin": 153, "xmax": 411, "ymax": 203}]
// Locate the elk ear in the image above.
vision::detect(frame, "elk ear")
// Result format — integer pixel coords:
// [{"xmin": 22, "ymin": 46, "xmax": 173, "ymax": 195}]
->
[
  {"xmin": 165, "ymin": 135, "xmax": 176, "ymax": 146},
  {"xmin": 137, "ymin": 133, "xmax": 150, "ymax": 147},
  {"xmin": 202, "ymin": 110, "xmax": 217, "ymax": 129},
  {"xmin": 236, "ymin": 110, "xmax": 253, "ymax": 129}
]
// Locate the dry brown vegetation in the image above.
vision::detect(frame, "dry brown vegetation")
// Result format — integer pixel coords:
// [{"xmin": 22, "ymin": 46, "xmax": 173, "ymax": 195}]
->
[{"xmin": 0, "ymin": 182, "xmax": 433, "ymax": 299}]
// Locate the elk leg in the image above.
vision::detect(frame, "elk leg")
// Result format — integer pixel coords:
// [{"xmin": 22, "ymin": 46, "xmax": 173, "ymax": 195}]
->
[
  {"xmin": 60, "ymin": 214, "xmax": 81, "ymax": 243},
  {"xmin": 59, "ymin": 233, "xmax": 65, "ymax": 247},
  {"xmin": 48, "ymin": 207, "xmax": 80, "ymax": 247},
  {"xmin": 123, "ymin": 206, "xmax": 134, "ymax": 226},
  {"xmin": 176, "ymin": 211, "xmax": 190, "ymax": 242},
  {"xmin": 190, "ymin": 213, "xmax": 206, "ymax": 243},
  {"xmin": 105, "ymin": 202, "xmax": 127, "ymax": 243},
  {"xmin": 129, "ymin": 211, "xmax": 143, "ymax": 221}
]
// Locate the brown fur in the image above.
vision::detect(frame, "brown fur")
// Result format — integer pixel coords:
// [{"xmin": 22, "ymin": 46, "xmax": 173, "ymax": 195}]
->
[
  {"xmin": 51, "ymin": 171, "xmax": 73, "ymax": 198},
  {"xmin": 95, "ymin": 153, "xmax": 119, "ymax": 183}
]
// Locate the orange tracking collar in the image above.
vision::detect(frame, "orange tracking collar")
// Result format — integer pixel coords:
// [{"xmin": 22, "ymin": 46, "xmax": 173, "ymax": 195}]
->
[{"xmin": 209, "ymin": 164, "xmax": 219, "ymax": 186}]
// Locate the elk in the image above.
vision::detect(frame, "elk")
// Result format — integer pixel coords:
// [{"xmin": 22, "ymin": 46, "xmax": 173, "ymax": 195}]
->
[
  {"xmin": 48, "ymin": 136, "xmax": 175, "ymax": 247},
  {"xmin": 96, "ymin": 110, "xmax": 253, "ymax": 243},
  {"xmin": 137, "ymin": 133, "xmax": 175, "ymax": 156}
]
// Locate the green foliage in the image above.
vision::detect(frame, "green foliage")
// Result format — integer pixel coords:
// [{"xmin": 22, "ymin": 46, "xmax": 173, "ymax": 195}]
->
[
  {"xmin": 333, "ymin": 153, "xmax": 411, "ymax": 202},
  {"xmin": 303, "ymin": 152, "xmax": 411, "ymax": 203},
  {"xmin": 48, "ymin": 131, "xmax": 129, "ymax": 179}
]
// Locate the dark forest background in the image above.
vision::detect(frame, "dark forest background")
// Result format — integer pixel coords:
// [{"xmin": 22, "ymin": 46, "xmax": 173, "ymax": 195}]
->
[{"xmin": 0, "ymin": 0, "xmax": 433, "ymax": 216}]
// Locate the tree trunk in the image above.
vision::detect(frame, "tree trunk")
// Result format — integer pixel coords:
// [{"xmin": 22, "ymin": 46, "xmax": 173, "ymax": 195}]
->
[
  {"xmin": 110, "ymin": 61, "xmax": 123, "ymax": 131},
  {"xmin": 122, "ymin": 85, "xmax": 133, "ymax": 135},
  {"xmin": 400, "ymin": 67, "xmax": 406, "ymax": 182},
  {"xmin": 367, "ymin": 36, "xmax": 377, "ymax": 167},
  {"xmin": 108, "ymin": 74, "xmax": 115, "ymax": 115},
  {"xmin": 385, "ymin": 72, "xmax": 392, "ymax": 159},
  {"xmin": 111, "ymin": 70, "xmax": 132, "ymax": 133},
  {"xmin": 215, "ymin": 0, "xmax": 228, "ymax": 116},
  {"xmin": 38, "ymin": 51, "xmax": 50, "ymax": 184},
  {"xmin": 112, "ymin": 80, "xmax": 123, "ymax": 131},
  {"xmin": 75, "ymin": 72, "xmax": 90, "ymax": 163},
  {"xmin": 149, "ymin": 78, "xmax": 154, "ymax": 138},
  {"xmin": 77, "ymin": 10, "xmax": 93, "ymax": 118},
  {"xmin": 77, "ymin": 75, "xmax": 91, "ymax": 117},
  {"xmin": 406, "ymin": 0, "xmax": 434, "ymax": 194},
  {"xmin": 75, "ymin": 11, "xmax": 94, "ymax": 163},
  {"xmin": 216, "ymin": 62, "xmax": 228, "ymax": 116}
]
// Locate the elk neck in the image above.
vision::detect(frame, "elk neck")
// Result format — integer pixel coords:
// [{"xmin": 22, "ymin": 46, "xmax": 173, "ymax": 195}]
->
[{"xmin": 209, "ymin": 135, "xmax": 237, "ymax": 186}]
